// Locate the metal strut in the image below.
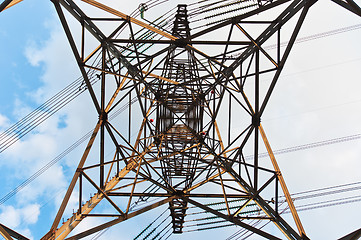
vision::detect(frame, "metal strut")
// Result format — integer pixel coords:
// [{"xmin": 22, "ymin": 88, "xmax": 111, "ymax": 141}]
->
[{"xmin": 37, "ymin": 0, "xmax": 361, "ymax": 239}]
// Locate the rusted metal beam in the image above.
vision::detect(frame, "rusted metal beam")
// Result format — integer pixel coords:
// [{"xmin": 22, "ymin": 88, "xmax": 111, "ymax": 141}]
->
[
  {"xmin": 53, "ymin": 0, "xmax": 102, "ymax": 114},
  {"xmin": 81, "ymin": 0, "xmax": 176, "ymax": 40},
  {"xmin": 49, "ymin": 120, "xmax": 102, "ymax": 232},
  {"xmin": 0, "ymin": 0, "xmax": 22, "ymax": 12},
  {"xmin": 0, "ymin": 223, "xmax": 29, "ymax": 240},
  {"xmin": 259, "ymin": 125, "xmax": 307, "ymax": 237},
  {"xmin": 110, "ymin": 39, "xmax": 252, "ymax": 45},
  {"xmin": 0, "ymin": 224, "xmax": 14, "ymax": 240},
  {"xmin": 50, "ymin": 145, "xmax": 151, "ymax": 240},
  {"xmin": 186, "ymin": 198, "xmax": 282, "ymax": 240},
  {"xmin": 107, "ymin": 192, "xmax": 250, "ymax": 198},
  {"xmin": 64, "ymin": 197, "xmax": 176, "ymax": 240}
]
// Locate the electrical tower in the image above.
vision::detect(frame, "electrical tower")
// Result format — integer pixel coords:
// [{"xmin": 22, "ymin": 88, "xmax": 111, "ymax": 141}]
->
[{"xmin": 1, "ymin": 0, "xmax": 361, "ymax": 239}]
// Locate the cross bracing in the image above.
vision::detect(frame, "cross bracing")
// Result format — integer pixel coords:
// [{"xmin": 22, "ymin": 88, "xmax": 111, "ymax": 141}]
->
[{"xmin": 1, "ymin": 0, "xmax": 361, "ymax": 240}]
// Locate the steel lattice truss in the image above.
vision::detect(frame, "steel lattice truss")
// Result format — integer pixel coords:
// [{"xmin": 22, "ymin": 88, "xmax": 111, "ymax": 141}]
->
[{"xmin": 1, "ymin": 0, "xmax": 360, "ymax": 240}]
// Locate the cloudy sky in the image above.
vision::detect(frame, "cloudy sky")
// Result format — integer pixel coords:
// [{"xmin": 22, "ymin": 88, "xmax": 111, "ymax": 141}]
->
[{"xmin": 1, "ymin": 0, "xmax": 361, "ymax": 240}]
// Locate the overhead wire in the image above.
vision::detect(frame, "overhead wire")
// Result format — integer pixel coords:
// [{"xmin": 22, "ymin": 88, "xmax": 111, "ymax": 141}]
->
[
  {"xmin": 133, "ymin": 209, "xmax": 169, "ymax": 240},
  {"xmin": 136, "ymin": 180, "xmax": 361, "ymax": 239},
  {"xmin": 93, "ymin": 2, "xmax": 361, "ymax": 239},
  {"xmin": 90, "ymin": 226, "xmax": 110, "ymax": 240},
  {"xmin": 244, "ymin": 132, "xmax": 361, "ymax": 161},
  {"xmin": 0, "ymin": 0, "xmax": 175, "ymax": 153},
  {"xmin": 156, "ymin": 222, "xmax": 172, "ymax": 240},
  {"xmin": 264, "ymin": 23, "xmax": 361, "ymax": 51},
  {"xmin": 227, "ymin": 183, "xmax": 361, "ymax": 239},
  {"xmin": 291, "ymin": 180, "xmax": 361, "ymax": 198},
  {"xmin": 0, "ymin": 95, "xmax": 138, "ymax": 206},
  {"xmin": 1, "ymin": 4, "xmax": 359, "ymax": 154},
  {"xmin": 0, "ymin": 71, "xmax": 97, "ymax": 153},
  {"xmin": 2, "ymin": 3, "xmax": 361, "ymax": 239},
  {"xmin": 0, "ymin": 51, "xmax": 102, "ymax": 153}
]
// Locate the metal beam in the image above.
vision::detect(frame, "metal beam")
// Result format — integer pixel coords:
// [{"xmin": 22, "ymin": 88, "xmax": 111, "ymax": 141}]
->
[
  {"xmin": 64, "ymin": 197, "xmax": 175, "ymax": 240},
  {"xmin": 107, "ymin": 192, "xmax": 250, "ymax": 198},
  {"xmin": 49, "ymin": 120, "xmax": 102, "ymax": 232},
  {"xmin": 190, "ymin": 0, "xmax": 293, "ymax": 40},
  {"xmin": 0, "ymin": 0, "xmax": 22, "ymax": 12},
  {"xmin": 259, "ymin": 124, "xmax": 307, "ymax": 237},
  {"xmin": 48, "ymin": 142, "xmax": 155, "ymax": 240},
  {"xmin": 185, "ymin": 198, "xmax": 282, "ymax": 240},
  {"xmin": 81, "ymin": 0, "xmax": 176, "ymax": 40},
  {"xmin": 110, "ymin": 39, "xmax": 252, "ymax": 45},
  {"xmin": 345, "ymin": 0, "xmax": 361, "ymax": 16},
  {"xmin": 58, "ymin": 0, "xmax": 142, "ymax": 81},
  {"xmin": 331, "ymin": 0, "xmax": 361, "ymax": 16},
  {"xmin": 0, "ymin": 224, "xmax": 14, "ymax": 240},
  {"xmin": 259, "ymin": 0, "xmax": 317, "ymax": 117},
  {"xmin": 338, "ymin": 227, "xmax": 361, "ymax": 240},
  {"xmin": 0, "ymin": 223, "xmax": 29, "ymax": 240},
  {"xmin": 52, "ymin": 0, "xmax": 101, "ymax": 114}
]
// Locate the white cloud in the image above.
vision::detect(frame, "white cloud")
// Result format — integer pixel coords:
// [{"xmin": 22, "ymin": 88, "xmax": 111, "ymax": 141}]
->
[
  {"xmin": 2, "ymin": 1, "xmax": 361, "ymax": 239},
  {"xmin": 22, "ymin": 204, "xmax": 41, "ymax": 225},
  {"xmin": 12, "ymin": 98, "xmax": 34, "ymax": 121},
  {"xmin": 25, "ymin": 41, "xmax": 44, "ymax": 67},
  {"xmin": 0, "ymin": 113, "xmax": 10, "ymax": 131},
  {"xmin": 0, "ymin": 204, "xmax": 40, "ymax": 227},
  {"xmin": 0, "ymin": 205, "xmax": 20, "ymax": 228}
]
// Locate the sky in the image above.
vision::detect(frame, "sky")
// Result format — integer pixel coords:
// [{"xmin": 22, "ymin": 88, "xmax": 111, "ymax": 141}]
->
[{"xmin": 1, "ymin": 0, "xmax": 361, "ymax": 240}]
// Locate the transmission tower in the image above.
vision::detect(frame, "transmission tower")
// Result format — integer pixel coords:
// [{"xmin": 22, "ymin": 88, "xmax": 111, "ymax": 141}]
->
[{"xmin": 1, "ymin": 0, "xmax": 361, "ymax": 239}]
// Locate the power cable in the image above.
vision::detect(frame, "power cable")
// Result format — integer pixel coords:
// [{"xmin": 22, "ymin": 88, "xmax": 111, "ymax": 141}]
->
[
  {"xmin": 137, "ymin": 180, "xmax": 361, "ymax": 239},
  {"xmin": 264, "ymin": 23, "xmax": 361, "ymax": 51},
  {"xmin": 0, "ymin": 51, "xmax": 102, "ymax": 153},
  {"xmin": 291, "ymin": 180, "xmax": 361, "ymax": 198},
  {"xmin": 134, "ymin": 208, "xmax": 168, "ymax": 240},
  {"xmin": 244, "ymin": 133, "xmax": 361, "ymax": 161},
  {"xmin": 0, "ymin": 96, "xmax": 138, "ymax": 206},
  {"xmin": 2, "ymin": 15, "xmax": 359, "ymax": 153}
]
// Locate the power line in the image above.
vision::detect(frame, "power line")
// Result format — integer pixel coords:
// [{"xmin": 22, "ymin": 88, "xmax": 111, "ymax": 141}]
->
[
  {"xmin": 137, "ymin": 180, "xmax": 361, "ymax": 239},
  {"xmin": 0, "ymin": 96, "xmax": 138, "ymax": 206},
  {"xmin": 1, "ymin": 17, "xmax": 359, "ymax": 153},
  {"xmin": 244, "ymin": 133, "xmax": 361, "ymax": 161}
]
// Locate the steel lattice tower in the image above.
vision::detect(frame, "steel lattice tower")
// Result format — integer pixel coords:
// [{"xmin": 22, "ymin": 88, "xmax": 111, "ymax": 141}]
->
[{"xmin": 1, "ymin": 0, "xmax": 361, "ymax": 240}]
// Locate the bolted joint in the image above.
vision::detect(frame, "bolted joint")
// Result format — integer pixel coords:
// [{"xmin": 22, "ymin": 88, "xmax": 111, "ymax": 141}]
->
[
  {"xmin": 301, "ymin": 234, "xmax": 311, "ymax": 240},
  {"xmin": 99, "ymin": 111, "xmax": 108, "ymax": 121},
  {"xmin": 223, "ymin": 66, "xmax": 234, "ymax": 78},
  {"xmin": 154, "ymin": 136, "xmax": 161, "ymax": 146},
  {"xmin": 197, "ymin": 132, "xmax": 205, "ymax": 143},
  {"xmin": 301, "ymin": 235, "xmax": 310, "ymax": 240},
  {"xmin": 231, "ymin": 18, "xmax": 238, "ymax": 25},
  {"xmin": 173, "ymin": 38, "xmax": 188, "ymax": 48},
  {"xmin": 199, "ymin": 92, "xmax": 206, "ymax": 100},
  {"xmin": 175, "ymin": 190, "xmax": 185, "ymax": 197},
  {"xmin": 154, "ymin": 91, "xmax": 162, "ymax": 101},
  {"xmin": 252, "ymin": 114, "xmax": 261, "ymax": 127}
]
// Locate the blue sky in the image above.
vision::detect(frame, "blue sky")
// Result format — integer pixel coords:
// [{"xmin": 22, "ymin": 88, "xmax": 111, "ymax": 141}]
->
[
  {"xmin": 1, "ymin": 1, "xmax": 361, "ymax": 240},
  {"xmin": 0, "ymin": 1, "xmax": 54, "ymax": 118},
  {"xmin": 1, "ymin": 1, "xmax": 55, "ymax": 239}
]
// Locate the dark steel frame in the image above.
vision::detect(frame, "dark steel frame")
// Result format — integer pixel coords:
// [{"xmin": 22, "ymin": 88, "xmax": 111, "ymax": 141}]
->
[{"xmin": 27, "ymin": 0, "xmax": 361, "ymax": 240}]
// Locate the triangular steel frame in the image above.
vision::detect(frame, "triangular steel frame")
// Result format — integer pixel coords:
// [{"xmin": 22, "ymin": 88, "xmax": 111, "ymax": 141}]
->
[{"xmin": 28, "ymin": 0, "xmax": 361, "ymax": 240}]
